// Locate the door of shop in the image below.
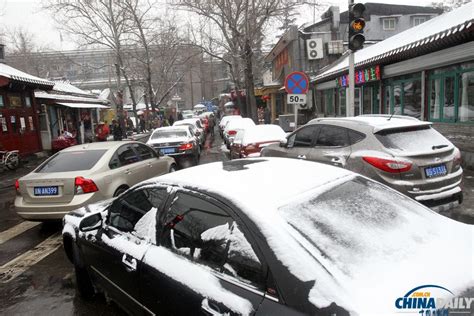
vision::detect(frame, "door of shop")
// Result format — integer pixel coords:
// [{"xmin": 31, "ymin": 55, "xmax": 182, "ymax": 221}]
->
[{"xmin": 0, "ymin": 107, "xmax": 41, "ymax": 155}]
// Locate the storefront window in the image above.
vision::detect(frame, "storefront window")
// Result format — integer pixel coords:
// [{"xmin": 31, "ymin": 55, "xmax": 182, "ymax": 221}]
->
[
  {"xmin": 403, "ymin": 81, "xmax": 422, "ymax": 119},
  {"xmin": 442, "ymin": 76, "xmax": 456, "ymax": 121},
  {"xmin": 363, "ymin": 86, "xmax": 372, "ymax": 114},
  {"xmin": 384, "ymin": 86, "xmax": 391, "ymax": 114},
  {"xmin": 0, "ymin": 116, "xmax": 7, "ymax": 134},
  {"xmin": 354, "ymin": 88, "xmax": 361, "ymax": 116},
  {"xmin": 0, "ymin": 95, "xmax": 4, "ymax": 108},
  {"xmin": 459, "ymin": 70, "xmax": 474, "ymax": 122},
  {"xmin": 325, "ymin": 90, "xmax": 334, "ymax": 116},
  {"xmin": 25, "ymin": 96, "xmax": 32, "ymax": 108},
  {"xmin": 373, "ymin": 86, "xmax": 380, "ymax": 114},
  {"xmin": 339, "ymin": 89, "xmax": 346, "ymax": 117},
  {"xmin": 430, "ymin": 78, "xmax": 441, "ymax": 120},
  {"xmin": 8, "ymin": 95, "xmax": 22, "ymax": 108},
  {"xmin": 393, "ymin": 84, "xmax": 402, "ymax": 115}
]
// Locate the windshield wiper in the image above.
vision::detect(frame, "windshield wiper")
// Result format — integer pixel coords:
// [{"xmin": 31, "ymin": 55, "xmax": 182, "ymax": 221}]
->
[{"xmin": 432, "ymin": 144, "xmax": 448, "ymax": 150}]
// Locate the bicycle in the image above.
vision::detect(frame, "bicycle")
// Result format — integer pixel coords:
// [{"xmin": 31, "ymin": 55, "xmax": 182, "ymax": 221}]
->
[{"xmin": 0, "ymin": 150, "xmax": 20, "ymax": 170}]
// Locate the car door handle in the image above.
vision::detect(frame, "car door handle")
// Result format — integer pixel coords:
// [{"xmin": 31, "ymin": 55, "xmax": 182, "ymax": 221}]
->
[
  {"xmin": 124, "ymin": 169, "xmax": 132, "ymax": 175},
  {"xmin": 201, "ymin": 298, "xmax": 225, "ymax": 315},
  {"xmin": 147, "ymin": 162, "xmax": 153, "ymax": 168},
  {"xmin": 122, "ymin": 254, "xmax": 137, "ymax": 271},
  {"xmin": 297, "ymin": 155, "xmax": 306, "ymax": 160},
  {"xmin": 331, "ymin": 157, "xmax": 341, "ymax": 162}
]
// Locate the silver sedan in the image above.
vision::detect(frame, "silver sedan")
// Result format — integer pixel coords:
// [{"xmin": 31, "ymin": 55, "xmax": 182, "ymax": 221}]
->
[{"xmin": 15, "ymin": 141, "xmax": 176, "ymax": 221}]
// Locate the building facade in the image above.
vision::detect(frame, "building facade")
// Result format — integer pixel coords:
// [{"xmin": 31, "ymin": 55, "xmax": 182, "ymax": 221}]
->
[
  {"xmin": 312, "ymin": 3, "xmax": 474, "ymax": 167},
  {"xmin": 0, "ymin": 59, "xmax": 54, "ymax": 155},
  {"xmin": 262, "ymin": 3, "xmax": 443, "ymax": 125}
]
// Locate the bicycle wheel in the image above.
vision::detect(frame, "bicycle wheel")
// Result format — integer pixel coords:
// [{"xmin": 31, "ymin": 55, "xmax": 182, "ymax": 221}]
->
[{"xmin": 5, "ymin": 153, "xmax": 19, "ymax": 170}]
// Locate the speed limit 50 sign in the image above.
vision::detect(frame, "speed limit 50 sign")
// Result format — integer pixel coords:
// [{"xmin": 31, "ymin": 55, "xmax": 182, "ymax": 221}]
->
[{"xmin": 287, "ymin": 94, "xmax": 307, "ymax": 104}]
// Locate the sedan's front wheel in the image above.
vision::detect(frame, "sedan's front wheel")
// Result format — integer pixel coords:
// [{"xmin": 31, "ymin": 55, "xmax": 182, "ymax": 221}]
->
[{"xmin": 169, "ymin": 164, "xmax": 177, "ymax": 173}]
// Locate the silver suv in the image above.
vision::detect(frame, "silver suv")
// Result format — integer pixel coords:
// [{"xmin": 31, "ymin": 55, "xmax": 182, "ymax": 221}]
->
[{"xmin": 261, "ymin": 115, "xmax": 463, "ymax": 210}]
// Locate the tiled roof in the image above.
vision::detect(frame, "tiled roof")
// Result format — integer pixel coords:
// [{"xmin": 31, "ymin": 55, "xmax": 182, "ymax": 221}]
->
[{"xmin": 0, "ymin": 63, "xmax": 54, "ymax": 88}]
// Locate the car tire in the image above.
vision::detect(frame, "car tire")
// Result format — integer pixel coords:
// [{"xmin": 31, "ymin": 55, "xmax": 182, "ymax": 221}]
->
[
  {"xmin": 72, "ymin": 243, "xmax": 95, "ymax": 300},
  {"xmin": 169, "ymin": 164, "xmax": 177, "ymax": 173},
  {"xmin": 113, "ymin": 186, "xmax": 128, "ymax": 197}
]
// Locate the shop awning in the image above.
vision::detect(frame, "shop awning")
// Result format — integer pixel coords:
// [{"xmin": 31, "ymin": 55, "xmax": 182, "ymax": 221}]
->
[{"xmin": 56, "ymin": 102, "xmax": 110, "ymax": 109}]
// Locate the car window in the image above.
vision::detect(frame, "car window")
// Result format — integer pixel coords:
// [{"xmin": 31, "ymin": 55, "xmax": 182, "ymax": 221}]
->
[
  {"xmin": 288, "ymin": 126, "xmax": 319, "ymax": 147},
  {"xmin": 348, "ymin": 129, "xmax": 366, "ymax": 145},
  {"xmin": 133, "ymin": 143, "xmax": 156, "ymax": 160},
  {"xmin": 36, "ymin": 150, "xmax": 107, "ymax": 173},
  {"xmin": 375, "ymin": 125, "xmax": 450, "ymax": 152},
  {"xmin": 161, "ymin": 192, "xmax": 265, "ymax": 289},
  {"xmin": 315, "ymin": 125, "xmax": 350, "ymax": 147},
  {"xmin": 108, "ymin": 188, "xmax": 168, "ymax": 243},
  {"xmin": 116, "ymin": 145, "xmax": 140, "ymax": 166}
]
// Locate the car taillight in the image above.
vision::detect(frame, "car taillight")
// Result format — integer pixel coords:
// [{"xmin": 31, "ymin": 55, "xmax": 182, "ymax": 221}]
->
[
  {"xmin": 228, "ymin": 130, "xmax": 237, "ymax": 136},
  {"xmin": 179, "ymin": 143, "xmax": 193, "ymax": 151},
  {"xmin": 15, "ymin": 179, "xmax": 20, "ymax": 193},
  {"xmin": 363, "ymin": 156, "xmax": 412, "ymax": 173},
  {"xmin": 244, "ymin": 143, "xmax": 257, "ymax": 151},
  {"xmin": 75, "ymin": 177, "xmax": 99, "ymax": 194},
  {"xmin": 453, "ymin": 147, "xmax": 462, "ymax": 168}
]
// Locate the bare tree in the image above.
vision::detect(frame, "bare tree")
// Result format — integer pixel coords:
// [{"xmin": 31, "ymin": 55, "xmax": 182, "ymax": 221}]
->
[
  {"xmin": 44, "ymin": 0, "xmax": 134, "ymax": 121},
  {"xmin": 432, "ymin": 0, "xmax": 470, "ymax": 11},
  {"xmin": 177, "ymin": 0, "xmax": 298, "ymax": 120}
]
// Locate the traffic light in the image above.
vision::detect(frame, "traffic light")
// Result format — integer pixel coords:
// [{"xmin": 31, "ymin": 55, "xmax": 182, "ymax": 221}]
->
[{"xmin": 348, "ymin": 3, "xmax": 366, "ymax": 51}]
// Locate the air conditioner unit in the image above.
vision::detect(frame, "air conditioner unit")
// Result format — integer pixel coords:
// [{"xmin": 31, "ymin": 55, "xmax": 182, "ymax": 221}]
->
[{"xmin": 306, "ymin": 38, "xmax": 323, "ymax": 60}]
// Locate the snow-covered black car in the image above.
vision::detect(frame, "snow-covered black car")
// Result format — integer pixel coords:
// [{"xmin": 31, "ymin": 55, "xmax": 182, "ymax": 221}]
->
[{"xmin": 62, "ymin": 158, "xmax": 472, "ymax": 315}]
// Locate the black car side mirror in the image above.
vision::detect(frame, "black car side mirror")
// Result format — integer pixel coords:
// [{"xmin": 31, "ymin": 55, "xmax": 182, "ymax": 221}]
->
[{"xmin": 79, "ymin": 213, "xmax": 103, "ymax": 232}]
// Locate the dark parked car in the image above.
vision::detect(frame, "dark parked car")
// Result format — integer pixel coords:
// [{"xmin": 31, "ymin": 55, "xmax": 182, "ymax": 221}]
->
[
  {"xmin": 261, "ymin": 115, "xmax": 463, "ymax": 211},
  {"xmin": 63, "ymin": 158, "xmax": 472, "ymax": 316},
  {"xmin": 146, "ymin": 126, "xmax": 200, "ymax": 167}
]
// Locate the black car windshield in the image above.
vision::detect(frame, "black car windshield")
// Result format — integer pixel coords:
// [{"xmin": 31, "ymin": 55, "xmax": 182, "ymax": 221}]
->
[
  {"xmin": 36, "ymin": 150, "xmax": 107, "ymax": 173},
  {"xmin": 278, "ymin": 176, "xmax": 430, "ymax": 269},
  {"xmin": 375, "ymin": 125, "xmax": 450, "ymax": 152},
  {"xmin": 151, "ymin": 130, "xmax": 188, "ymax": 139}
]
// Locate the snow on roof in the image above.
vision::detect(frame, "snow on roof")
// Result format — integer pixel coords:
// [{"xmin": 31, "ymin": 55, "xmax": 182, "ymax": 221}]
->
[
  {"xmin": 314, "ymin": 2, "xmax": 474, "ymax": 81},
  {"xmin": 51, "ymin": 81, "xmax": 93, "ymax": 96},
  {"xmin": 310, "ymin": 115, "xmax": 432, "ymax": 133},
  {"xmin": 34, "ymin": 91, "xmax": 108, "ymax": 104},
  {"xmin": 144, "ymin": 158, "xmax": 473, "ymax": 314},
  {"xmin": 0, "ymin": 63, "xmax": 54, "ymax": 87},
  {"xmin": 225, "ymin": 118, "xmax": 255, "ymax": 132}
]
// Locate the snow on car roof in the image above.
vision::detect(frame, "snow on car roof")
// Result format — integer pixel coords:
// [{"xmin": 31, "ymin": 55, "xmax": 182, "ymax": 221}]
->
[
  {"xmin": 145, "ymin": 158, "xmax": 473, "ymax": 314},
  {"xmin": 311, "ymin": 115, "xmax": 432, "ymax": 133},
  {"xmin": 174, "ymin": 118, "xmax": 199, "ymax": 125},
  {"xmin": 62, "ymin": 140, "xmax": 140, "ymax": 151},
  {"xmin": 147, "ymin": 157, "xmax": 351, "ymax": 211},
  {"xmin": 225, "ymin": 117, "xmax": 255, "ymax": 131},
  {"xmin": 241, "ymin": 124, "xmax": 286, "ymax": 145}
]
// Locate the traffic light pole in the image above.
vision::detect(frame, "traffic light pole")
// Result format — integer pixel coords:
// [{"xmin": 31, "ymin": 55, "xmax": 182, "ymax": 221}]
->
[
  {"xmin": 347, "ymin": 0, "xmax": 355, "ymax": 117},
  {"xmin": 348, "ymin": 51, "xmax": 355, "ymax": 117}
]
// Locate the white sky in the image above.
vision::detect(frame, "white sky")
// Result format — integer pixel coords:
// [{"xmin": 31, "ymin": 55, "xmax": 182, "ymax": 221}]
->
[{"xmin": 0, "ymin": 0, "xmax": 436, "ymax": 52}]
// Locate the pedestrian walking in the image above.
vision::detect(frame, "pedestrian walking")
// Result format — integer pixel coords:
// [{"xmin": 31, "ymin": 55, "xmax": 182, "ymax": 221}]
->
[
  {"xmin": 168, "ymin": 114, "xmax": 175, "ymax": 126},
  {"xmin": 208, "ymin": 114, "xmax": 215, "ymax": 138},
  {"xmin": 95, "ymin": 121, "xmax": 110, "ymax": 141},
  {"xmin": 112, "ymin": 120, "xmax": 123, "ymax": 141}
]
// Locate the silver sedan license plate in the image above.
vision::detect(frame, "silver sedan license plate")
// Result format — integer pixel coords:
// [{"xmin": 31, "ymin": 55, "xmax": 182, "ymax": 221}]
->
[{"xmin": 34, "ymin": 186, "xmax": 59, "ymax": 196}]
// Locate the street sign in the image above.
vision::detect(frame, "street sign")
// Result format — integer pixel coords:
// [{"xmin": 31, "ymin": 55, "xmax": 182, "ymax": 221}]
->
[
  {"xmin": 171, "ymin": 95, "xmax": 181, "ymax": 101},
  {"xmin": 285, "ymin": 71, "xmax": 309, "ymax": 94},
  {"xmin": 287, "ymin": 94, "xmax": 307, "ymax": 104}
]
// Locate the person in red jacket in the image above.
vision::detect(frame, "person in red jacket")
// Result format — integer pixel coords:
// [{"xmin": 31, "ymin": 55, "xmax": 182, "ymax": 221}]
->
[{"xmin": 95, "ymin": 121, "xmax": 110, "ymax": 141}]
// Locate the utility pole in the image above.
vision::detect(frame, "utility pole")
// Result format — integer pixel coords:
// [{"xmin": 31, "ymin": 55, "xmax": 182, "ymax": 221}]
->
[{"xmin": 347, "ymin": 0, "xmax": 354, "ymax": 117}]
